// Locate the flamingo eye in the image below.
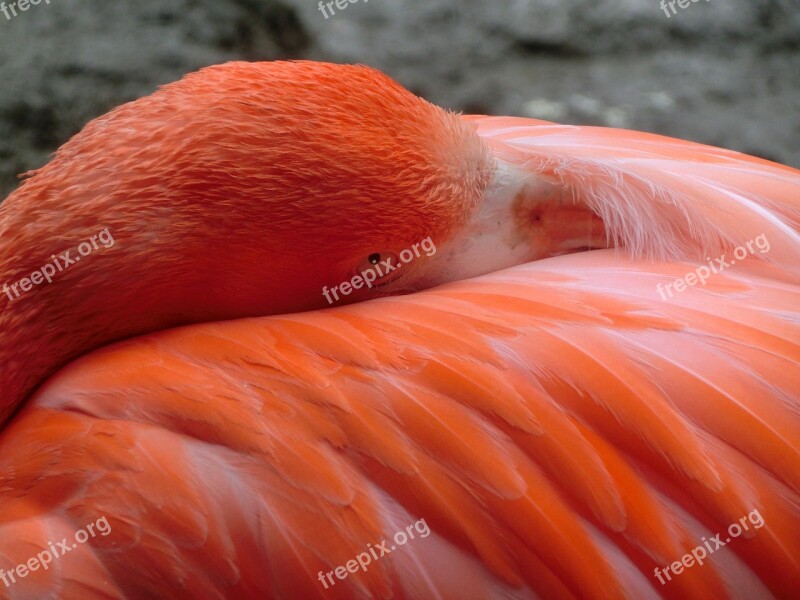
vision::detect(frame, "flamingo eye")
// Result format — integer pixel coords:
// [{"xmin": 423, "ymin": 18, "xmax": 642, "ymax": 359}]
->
[{"xmin": 355, "ymin": 252, "xmax": 401, "ymax": 283}]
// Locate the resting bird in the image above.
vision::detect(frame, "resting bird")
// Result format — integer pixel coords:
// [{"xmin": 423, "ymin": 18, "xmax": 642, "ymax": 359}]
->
[{"xmin": 0, "ymin": 61, "xmax": 798, "ymax": 600}]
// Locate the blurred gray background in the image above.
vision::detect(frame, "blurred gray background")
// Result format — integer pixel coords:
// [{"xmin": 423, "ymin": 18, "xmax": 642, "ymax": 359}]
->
[{"xmin": 0, "ymin": 0, "xmax": 798, "ymax": 198}]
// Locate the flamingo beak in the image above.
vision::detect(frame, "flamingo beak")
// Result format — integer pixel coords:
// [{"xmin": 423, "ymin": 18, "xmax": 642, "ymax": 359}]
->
[{"xmin": 403, "ymin": 161, "xmax": 607, "ymax": 291}]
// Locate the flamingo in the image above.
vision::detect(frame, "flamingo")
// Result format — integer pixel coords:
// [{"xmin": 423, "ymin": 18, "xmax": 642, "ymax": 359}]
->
[{"xmin": 0, "ymin": 60, "xmax": 798, "ymax": 600}]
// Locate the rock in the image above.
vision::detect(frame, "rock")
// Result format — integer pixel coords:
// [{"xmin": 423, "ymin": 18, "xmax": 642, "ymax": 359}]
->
[
  {"xmin": 0, "ymin": 0, "xmax": 309, "ymax": 197},
  {"xmin": 1, "ymin": 0, "xmax": 798, "ymax": 198}
]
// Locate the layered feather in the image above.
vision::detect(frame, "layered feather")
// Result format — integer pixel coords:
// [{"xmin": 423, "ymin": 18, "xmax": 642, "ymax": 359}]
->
[
  {"xmin": 0, "ymin": 254, "xmax": 797, "ymax": 599},
  {"xmin": 467, "ymin": 116, "xmax": 800, "ymax": 277}
]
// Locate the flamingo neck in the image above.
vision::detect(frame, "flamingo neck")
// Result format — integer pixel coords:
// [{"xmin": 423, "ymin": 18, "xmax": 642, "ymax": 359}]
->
[
  {"xmin": 0, "ymin": 260, "xmax": 106, "ymax": 425},
  {"xmin": 0, "ymin": 218, "xmax": 148, "ymax": 425},
  {"xmin": 0, "ymin": 197, "xmax": 289, "ymax": 428}
]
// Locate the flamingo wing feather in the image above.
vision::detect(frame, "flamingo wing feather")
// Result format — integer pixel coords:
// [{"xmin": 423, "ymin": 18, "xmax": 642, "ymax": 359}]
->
[
  {"xmin": 1, "ymin": 253, "xmax": 798, "ymax": 599},
  {"xmin": 466, "ymin": 115, "xmax": 800, "ymax": 278}
]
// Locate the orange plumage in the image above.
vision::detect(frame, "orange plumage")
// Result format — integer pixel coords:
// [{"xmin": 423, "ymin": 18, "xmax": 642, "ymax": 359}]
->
[{"xmin": 0, "ymin": 61, "xmax": 798, "ymax": 599}]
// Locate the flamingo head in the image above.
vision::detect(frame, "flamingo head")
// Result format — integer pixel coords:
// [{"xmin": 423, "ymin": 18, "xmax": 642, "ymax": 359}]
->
[
  {"xmin": 0, "ymin": 61, "xmax": 518, "ymax": 418},
  {"xmin": 20, "ymin": 61, "xmax": 499, "ymax": 311}
]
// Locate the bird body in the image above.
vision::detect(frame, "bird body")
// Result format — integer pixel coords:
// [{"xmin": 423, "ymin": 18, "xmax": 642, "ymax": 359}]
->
[{"xmin": 0, "ymin": 61, "xmax": 798, "ymax": 599}]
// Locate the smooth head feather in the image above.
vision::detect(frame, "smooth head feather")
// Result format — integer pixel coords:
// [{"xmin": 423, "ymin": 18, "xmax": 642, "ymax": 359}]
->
[{"xmin": 0, "ymin": 61, "xmax": 492, "ymax": 426}]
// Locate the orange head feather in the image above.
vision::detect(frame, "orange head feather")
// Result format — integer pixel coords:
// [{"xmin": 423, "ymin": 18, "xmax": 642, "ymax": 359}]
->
[{"xmin": 0, "ymin": 60, "xmax": 493, "ymax": 425}]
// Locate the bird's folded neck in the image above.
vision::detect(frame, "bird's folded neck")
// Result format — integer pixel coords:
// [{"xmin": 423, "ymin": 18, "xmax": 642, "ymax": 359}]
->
[
  {"xmin": 0, "ymin": 232, "xmax": 128, "ymax": 426},
  {"xmin": 0, "ymin": 195, "xmax": 317, "ymax": 429},
  {"xmin": 0, "ymin": 204, "xmax": 195, "ymax": 427}
]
